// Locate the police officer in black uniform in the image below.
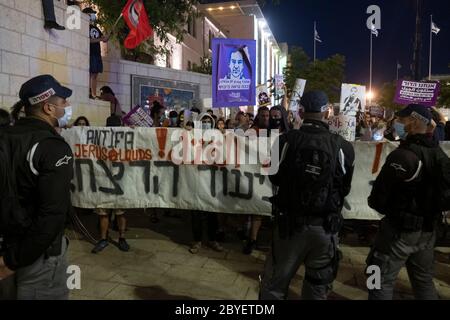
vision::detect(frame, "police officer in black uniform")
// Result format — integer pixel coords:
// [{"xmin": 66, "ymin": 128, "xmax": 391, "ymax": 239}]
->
[
  {"xmin": 0, "ymin": 75, "xmax": 74, "ymax": 300},
  {"xmin": 367, "ymin": 104, "xmax": 450, "ymax": 300},
  {"xmin": 260, "ymin": 91, "xmax": 355, "ymax": 300}
]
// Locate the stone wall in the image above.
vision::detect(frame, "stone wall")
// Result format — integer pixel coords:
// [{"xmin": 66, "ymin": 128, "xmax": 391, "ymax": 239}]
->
[
  {"xmin": 0, "ymin": 0, "xmax": 214, "ymax": 126},
  {"xmin": 98, "ymin": 42, "xmax": 213, "ymax": 112},
  {"xmin": 0, "ymin": 0, "xmax": 109, "ymax": 125}
]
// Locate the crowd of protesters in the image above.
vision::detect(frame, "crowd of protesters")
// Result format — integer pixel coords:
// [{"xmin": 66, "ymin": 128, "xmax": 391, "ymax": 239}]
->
[{"xmin": 1, "ymin": 74, "xmax": 449, "ymax": 301}]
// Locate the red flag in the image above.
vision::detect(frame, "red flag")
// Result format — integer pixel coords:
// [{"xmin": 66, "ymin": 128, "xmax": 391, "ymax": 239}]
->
[{"xmin": 122, "ymin": 0, "xmax": 153, "ymax": 49}]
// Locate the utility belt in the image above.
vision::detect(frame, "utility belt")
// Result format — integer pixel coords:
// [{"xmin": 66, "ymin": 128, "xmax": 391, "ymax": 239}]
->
[
  {"xmin": 388, "ymin": 211, "xmax": 424, "ymax": 232},
  {"xmin": 276, "ymin": 212, "xmax": 343, "ymax": 239},
  {"xmin": 294, "ymin": 216, "xmax": 324, "ymax": 227}
]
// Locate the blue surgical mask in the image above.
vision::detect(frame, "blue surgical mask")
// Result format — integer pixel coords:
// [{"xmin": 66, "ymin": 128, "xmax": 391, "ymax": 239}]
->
[
  {"xmin": 58, "ymin": 106, "xmax": 73, "ymax": 128},
  {"xmin": 202, "ymin": 123, "xmax": 212, "ymax": 130},
  {"xmin": 393, "ymin": 122, "xmax": 407, "ymax": 140}
]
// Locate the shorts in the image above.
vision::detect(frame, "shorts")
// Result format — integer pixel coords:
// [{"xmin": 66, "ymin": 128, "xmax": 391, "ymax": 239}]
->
[
  {"xmin": 95, "ymin": 209, "xmax": 125, "ymax": 216},
  {"xmin": 90, "ymin": 55, "xmax": 103, "ymax": 74}
]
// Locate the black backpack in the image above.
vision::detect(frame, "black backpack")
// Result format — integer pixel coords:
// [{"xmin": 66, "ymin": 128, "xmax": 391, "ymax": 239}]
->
[
  {"xmin": 406, "ymin": 143, "xmax": 450, "ymax": 212},
  {"xmin": 280, "ymin": 130, "xmax": 343, "ymax": 216},
  {"xmin": 0, "ymin": 131, "xmax": 32, "ymax": 236}
]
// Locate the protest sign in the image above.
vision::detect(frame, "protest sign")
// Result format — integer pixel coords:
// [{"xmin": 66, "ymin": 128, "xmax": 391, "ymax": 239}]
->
[
  {"xmin": 289, "ymin": 79, "xmax": 306, "ymax": 112},
  {"xmin": 257, "ymin": 85, "xmax": 271, "ymax": 107},
  {"xmin": 394, "ymin": 80, "xmax": 441, "ymax": 107},
  {"xmin": 122, "ymin": 105, "xmax": 153, "ymax": 127},
  {"xmin": 212, "ymin": 38, "xmax": 256, "ymax": 108},
  {"xmin": 274, "ymin": 74, "xmax": 285, "ymax": 98},
  {"xmin": 369, "ymin": 105, "xmax": 385, "ymax": 118},
  {"xmin": 340, "ymin": 84, "xmax": 366, "ymax": 116},
  {"xmin": 328, "ymin": 114, "xmax": 357, "ymax": 142}
]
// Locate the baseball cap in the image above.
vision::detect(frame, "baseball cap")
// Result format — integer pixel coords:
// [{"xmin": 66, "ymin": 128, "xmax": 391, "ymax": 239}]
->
[
  {"xmin": 300, "ymin": 90, "xmax": 329, "ymax": 113},
  {"xmin": 82, "ymin": 7, "xmax": 97, "ymax": 14},
  {"xmin": 395, "ymin": 104, "xmax": 431, "ymax": 124},
  {"xmin": 19, "ymin": 75, "xmax": 72, "ymax": 106}
]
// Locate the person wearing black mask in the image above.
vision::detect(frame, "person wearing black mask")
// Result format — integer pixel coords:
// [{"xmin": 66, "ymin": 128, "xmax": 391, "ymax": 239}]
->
[{"xmin": 269, "ymin": 105, "xmax": 290, "ymax": 133}]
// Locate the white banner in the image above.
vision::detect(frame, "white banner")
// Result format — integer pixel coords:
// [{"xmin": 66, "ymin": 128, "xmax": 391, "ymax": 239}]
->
[
  {"xmin": 62, "ymin": 127, "xmax": 274, "ymax": 216},
  {"xmin": 61, "ymin": 128, "xmax": 450, "ymax": 220}
]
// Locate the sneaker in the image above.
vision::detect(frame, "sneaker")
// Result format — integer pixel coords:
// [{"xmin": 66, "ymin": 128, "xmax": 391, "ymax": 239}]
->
[
  {"xmin": 91, "ymin": 239, "xmax": 108, "ymax": 254},
  {"xmin": 243, "ymin": 240, "xmax": 257, "ymax": 255},
  {"xmin": 118, "ymin": 238, "xmax": 130, "ymax": 252},
  {"xmin": 208, "ymin": 241, "xmax": 224, "ymax": 252},
  {"xmin": 189, "ymin": 242, "xmax": 202, "ymax": 254}
]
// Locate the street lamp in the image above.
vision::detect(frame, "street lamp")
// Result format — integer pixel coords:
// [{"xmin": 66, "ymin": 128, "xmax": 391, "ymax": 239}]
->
[{"xmin": 366, "ymin": 90, "xmax": 375, "ymax": 105}]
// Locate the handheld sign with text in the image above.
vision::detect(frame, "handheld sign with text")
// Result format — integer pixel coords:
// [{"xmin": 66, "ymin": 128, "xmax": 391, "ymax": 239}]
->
[
  {"xmin": 122, "ymin": 105, "xmax": 153, "ymax": 127},
  {"xmin": 394, "ymin": 80, "xmax": 441, "ymax": 107},
  {"xmin": 328, "ymin": 114, "xmax": 357, "ymax": 142}
]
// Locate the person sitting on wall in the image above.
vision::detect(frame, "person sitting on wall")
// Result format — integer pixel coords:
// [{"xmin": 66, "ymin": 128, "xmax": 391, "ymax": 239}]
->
[
  {"xmin": 42, "ymin": 0, "xmax": 65, "ymax": 30},
  {"xmin": 98, "ymin": 86, "xmax": 124, "ymax": 116}
]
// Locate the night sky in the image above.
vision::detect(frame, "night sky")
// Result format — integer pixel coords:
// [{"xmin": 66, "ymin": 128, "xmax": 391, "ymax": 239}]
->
[{"xmin": 203, "ymin": 0, "xmax": 450, "ymax": 89}]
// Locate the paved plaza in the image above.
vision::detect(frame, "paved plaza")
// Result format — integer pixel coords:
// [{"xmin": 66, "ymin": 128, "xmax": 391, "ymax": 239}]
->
[{"xmin": 67, "ymin": 210, "xmax": 450, "ymax": 300}]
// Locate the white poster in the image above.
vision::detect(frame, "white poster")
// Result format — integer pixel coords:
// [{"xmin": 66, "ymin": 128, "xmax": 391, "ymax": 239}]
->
[
  {"xmin": 289, "ymin": 78, "xmax": 307, "ymax": 112},
  {"xmin": 256, "ymin": 84, "xmax": 271, "ymax": 107},
  {"xmin": 274, "ymin": 74, "xmax": 285, "ymax": 97},
  {"xmin": 61, "ymin": 128, "xmax": 450, "ymax": 221},
  {"xmin": 340, "ymin": 83, "xmax": 366, "ymax": 116},
  {"xmin": 328, "ymin": 115, "xmax": 357, "ymax": 142}
]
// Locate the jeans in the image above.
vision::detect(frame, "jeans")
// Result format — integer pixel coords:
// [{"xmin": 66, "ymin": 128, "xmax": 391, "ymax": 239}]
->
[{"xmin": 366, "ymin": 218, "xmax": 438, "ymax": 300}]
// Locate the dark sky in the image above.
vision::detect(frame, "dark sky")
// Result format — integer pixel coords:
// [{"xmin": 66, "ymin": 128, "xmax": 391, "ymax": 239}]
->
[{"xmin": 204, "ymin": 0, "xmax": 450, "ymax": 89}]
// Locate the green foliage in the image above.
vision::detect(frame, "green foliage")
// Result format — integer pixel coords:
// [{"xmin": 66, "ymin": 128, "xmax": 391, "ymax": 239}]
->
[
  {"xmin": 190, "ymin": 56, "xmax": 212, "ymax": 75},
  {"xmin": 377, "ymin": 81, "xmax": 404, "ymax": 111},
  {"xmin": 283, "ymin": 47, "xmax": 345, "ymax": 103},
  {"xmin": 88, "ymin": 0, "xmax": 197, "ymax": 57},
  {"xmin": 437, "ymin": 80, "xmax": 450, "ymax": 108}
]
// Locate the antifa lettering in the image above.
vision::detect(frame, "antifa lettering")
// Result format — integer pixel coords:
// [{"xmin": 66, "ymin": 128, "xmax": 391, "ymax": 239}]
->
[
  {"xmin": 86, "ymin": 129, "xmax": 135, "ymax": 149},
  {"xmin": 74, "ymin": 144, "xmax": 152, "ymax": 162}
]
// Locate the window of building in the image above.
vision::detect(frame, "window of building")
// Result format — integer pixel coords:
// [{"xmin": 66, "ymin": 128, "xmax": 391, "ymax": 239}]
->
[
  {"xmin": 209, "ymin": 30, "xmax": 214, "ymax": 50},
  {"xmin": 187, "ymin": 15, "xmax": 197, "ymax": 38}
]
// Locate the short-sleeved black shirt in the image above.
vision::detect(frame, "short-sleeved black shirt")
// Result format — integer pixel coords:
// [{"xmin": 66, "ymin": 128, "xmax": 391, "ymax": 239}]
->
[{"xmin": 89, "ymin": 25, "xmax": 103, "ymax": 57}]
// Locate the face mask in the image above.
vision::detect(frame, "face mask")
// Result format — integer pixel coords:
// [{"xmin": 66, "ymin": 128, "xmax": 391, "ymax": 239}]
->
[
  {"xmin": 270, "ymin": 118, "xmax": 282, "ymax": 129},
  {"xmin": 89, "ymin": 14, "xmax": 97, "ymax": 23},
  {"xmin": 57, "ymin": 106, "xmax": 73, "ymax": 128},
  {"xmin": 202, "ymin": 123, "xmax": 212, "ymax": 130},
  {"xmin": 393, "ymin": 122, "xmax": 407, "ymax": 140}
]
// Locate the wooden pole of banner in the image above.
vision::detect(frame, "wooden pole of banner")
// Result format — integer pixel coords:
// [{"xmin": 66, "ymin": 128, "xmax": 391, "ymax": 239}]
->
[{"xmin": 112, "ymin": 13, "xmax": 123, "ymax": 31}]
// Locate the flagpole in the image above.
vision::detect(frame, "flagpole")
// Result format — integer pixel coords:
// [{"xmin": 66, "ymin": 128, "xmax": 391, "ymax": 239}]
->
[
  {"xmin": 369, "ymin": 30, "xmax": 373, "ymax": 105},
  {"xmin": 396, "ymin": 61, "xmax": 399, "ymax": 81},
  {"xmin": 112, "ymin": 13, "xmax": 123, "ymax": 31},
  {"xmin": 314, "ymin": 21, "xmax": 316, "ymax": 63},
  {"xmin": 429, "ymin": 14, "xmax": 433, "ymax": 80}
]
